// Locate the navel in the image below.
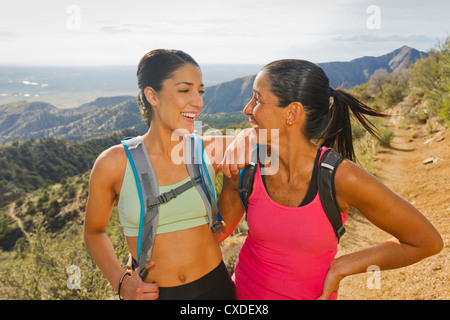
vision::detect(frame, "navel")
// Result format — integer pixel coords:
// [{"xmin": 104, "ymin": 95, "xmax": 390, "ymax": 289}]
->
[{"xmin": 178, "ymin": 274, "xmax": 187, "ymax": 283}]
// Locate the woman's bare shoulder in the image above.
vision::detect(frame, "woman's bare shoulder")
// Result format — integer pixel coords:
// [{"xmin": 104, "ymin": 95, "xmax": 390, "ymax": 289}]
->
[
  {"xmin": 334, "ymin": 157, "xmax": 400, "ymax": 214},
  {"xmin": 334, "ymin": 158, "xmax": 365, "ymax": 184},
  {"xmin": 333, "ymin": 158, "xmax": 375, "ymax": 213},
  {"xmin": 91, "ymin": 144, "xmax": 128, "ymax": 178}
]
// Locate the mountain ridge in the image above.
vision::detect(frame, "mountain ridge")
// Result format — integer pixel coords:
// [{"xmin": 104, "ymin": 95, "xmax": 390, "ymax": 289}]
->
[
  {"xmin": 201, "ymin": 45, "xmax": 427, "ymax": 113},
  {"xmin": 0, "ymin": 46, "xmax": 427, "ymax": 142},
  {"xmin": 319, "ymin": 45, "xmax": 426, "ymax": 88}
]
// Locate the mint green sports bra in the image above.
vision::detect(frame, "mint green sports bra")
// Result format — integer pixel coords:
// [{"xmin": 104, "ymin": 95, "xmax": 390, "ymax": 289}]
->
[{"xmin": 118, "ymin": 153, "xmax": 216, "ymax": 237}]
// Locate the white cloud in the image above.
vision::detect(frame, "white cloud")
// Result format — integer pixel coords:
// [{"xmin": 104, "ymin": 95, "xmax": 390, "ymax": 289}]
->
[{"xmin": 98, "ymin": 26, "xmax": 134, "ymax": 34}]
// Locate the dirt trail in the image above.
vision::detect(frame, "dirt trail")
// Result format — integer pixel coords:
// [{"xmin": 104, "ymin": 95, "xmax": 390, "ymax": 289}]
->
[
  {"xmin": 7, "ymin": 203, "xmax": 31, "ymax": 242},
  {"xmin": 337, "ymin": 123, "xmax": 450, "ymax": 300}
]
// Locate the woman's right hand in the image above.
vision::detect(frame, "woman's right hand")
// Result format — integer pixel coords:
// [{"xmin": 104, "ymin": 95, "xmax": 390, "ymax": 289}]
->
[{"xmin": 120, "ymin": 261, "xmax": 159, "ymax": 300}]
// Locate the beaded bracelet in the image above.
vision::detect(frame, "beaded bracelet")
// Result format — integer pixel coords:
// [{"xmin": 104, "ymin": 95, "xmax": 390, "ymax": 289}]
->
[{"xmin": 118, "ymin": 271, "xmax": 130, "ymax": 300}]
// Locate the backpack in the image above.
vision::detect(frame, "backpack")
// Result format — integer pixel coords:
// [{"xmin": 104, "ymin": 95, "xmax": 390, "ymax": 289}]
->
[
  {"xmin": 238, "ymin": 145, "xmax": 346, "ymax": 241},
  {"xmin": 121, "ymin": 134, "xmax": 224, "ymax": 278}
]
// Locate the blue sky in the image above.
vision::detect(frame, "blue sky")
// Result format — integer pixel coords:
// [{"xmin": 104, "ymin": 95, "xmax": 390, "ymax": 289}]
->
[{"xmin": 0, "ymin": 0, "xmax": 448, "ymax": 66}]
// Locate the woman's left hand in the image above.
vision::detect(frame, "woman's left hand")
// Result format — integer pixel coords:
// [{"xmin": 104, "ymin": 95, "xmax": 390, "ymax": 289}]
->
[
  {"xmin": 219, "ymin": 128, "xmax": 257, "ymax": 178},
  {"xmin": 317, "ymin": 259, "xmax": 344, "ymax": 300}
]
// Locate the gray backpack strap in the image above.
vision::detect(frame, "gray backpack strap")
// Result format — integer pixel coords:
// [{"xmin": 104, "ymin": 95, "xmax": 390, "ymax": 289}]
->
[
  {"xmin": 185, "ymin": 134, "xmax": 222, "ymax": 233},
  {"xmin": 317, "ymin": 149, "xmax": 346, "ymax": 241},
  {"xmin": 121, "ymin": 136, "xmax": 159, "ymax": 279},
  {"xmin": 147, "ymin": 176, "xmax": 202, "ymax": 212},
  {"xmin": 122, "ymin": 134, "xmax": 222, "ymax": 279}
]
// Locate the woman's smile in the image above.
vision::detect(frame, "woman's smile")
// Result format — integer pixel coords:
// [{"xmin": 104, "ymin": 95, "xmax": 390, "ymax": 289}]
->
[
  {"xmin": 180, "ymin": 111, "xmax": 197, "ymax": 123},
  {"xmin": 248, "ymin": 116, "xmax": 259, "ymax": 127}
]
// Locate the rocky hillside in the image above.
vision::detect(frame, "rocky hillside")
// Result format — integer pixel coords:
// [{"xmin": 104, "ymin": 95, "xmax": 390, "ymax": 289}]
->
[
  {"xmin": 0, "ymin": 128, "xmax": 141, "ymax": 204},
  {"xmin": 0, "ymin": 97, "xmax": 144, "ymax": 142}
]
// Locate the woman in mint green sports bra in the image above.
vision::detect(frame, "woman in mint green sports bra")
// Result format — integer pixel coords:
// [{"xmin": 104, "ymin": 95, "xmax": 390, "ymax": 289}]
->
[{"xmin": 84, "ymin": 49, "xmax": 241, "ymax": 300}]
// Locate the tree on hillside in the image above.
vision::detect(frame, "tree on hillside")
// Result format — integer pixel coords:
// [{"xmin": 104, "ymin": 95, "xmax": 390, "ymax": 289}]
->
[
  {"xmin": 367, "ymin": 68, "xmax": 389, "ymax": 97},
  {"xmin": 381, "ymin": 69, "xmax": 410, "ymax": 108},
  {"xmin": 409, "ymin": 36, "xmax": 450, "ymax": 123}
]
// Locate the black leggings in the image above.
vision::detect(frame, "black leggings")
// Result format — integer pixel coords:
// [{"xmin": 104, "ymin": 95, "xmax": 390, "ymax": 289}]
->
[
  {"xmin": 158, "ymin": 261, "xmax": 235, "ymax": 300},
  {"xmin": 131, "ymin": 258, "xmax": 235, "ymax": 300}
]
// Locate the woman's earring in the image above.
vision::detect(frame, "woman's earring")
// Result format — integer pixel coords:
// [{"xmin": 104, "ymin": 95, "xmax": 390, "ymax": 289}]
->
[{"xmin": 286, "ymin": 119, "xmax": 292, "ymax": 125}]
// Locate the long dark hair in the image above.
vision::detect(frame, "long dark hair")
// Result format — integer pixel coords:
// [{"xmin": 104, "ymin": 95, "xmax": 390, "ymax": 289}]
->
[
  {"xmin": 262, "ymin": 59, "xmax": 387, "ymax": 161},
  {"xmin": 136, "ymin": 49, "xmax": 200, "ymax": 127}
]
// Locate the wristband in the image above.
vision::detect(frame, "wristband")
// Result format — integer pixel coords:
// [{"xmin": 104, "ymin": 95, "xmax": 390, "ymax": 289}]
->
[{"xmin": 118, "ymin": 271, "xmax": 130, "ymax": 300}]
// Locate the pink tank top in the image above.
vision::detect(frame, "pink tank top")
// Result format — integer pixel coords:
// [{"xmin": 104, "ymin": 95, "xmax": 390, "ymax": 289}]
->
[{"xmin": 232, "ymin": 147, "xmax": 347, "ymax": 300}]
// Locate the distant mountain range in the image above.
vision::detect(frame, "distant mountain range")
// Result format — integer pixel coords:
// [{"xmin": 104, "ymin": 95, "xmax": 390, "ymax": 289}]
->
[
  {"xmin": 201, "ymin": 45, "xmax": 427, "ymax": 114},
  {"xmin": 0, "ymin": 46, "xmax": 427, "ymax": 143},
  {"xmin": 321, "ymin": 45, "xmax": 426, "ymax": 88},
  {"xmin": 0, "ymin": 64, "xmax": 263, "ymax": 108}
]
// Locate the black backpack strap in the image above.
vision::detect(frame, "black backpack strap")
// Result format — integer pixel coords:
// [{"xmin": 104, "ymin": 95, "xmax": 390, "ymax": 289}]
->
[
  {"xmin": 317, "ymin": 149, "xmax": 346, "ymax": 241},
  {"xmin": 238, "ymin": 145, "xmax": 259, "ymax": 212}
]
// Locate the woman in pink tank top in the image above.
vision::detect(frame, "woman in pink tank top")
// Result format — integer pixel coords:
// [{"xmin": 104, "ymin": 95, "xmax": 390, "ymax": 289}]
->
[
  {"xmin": 232, "ymin": 147, "xmax": 347, "ymax": 299},
  {"xmin": 217, "ymin": 59, "xmax": 443, "ymax": 300}
]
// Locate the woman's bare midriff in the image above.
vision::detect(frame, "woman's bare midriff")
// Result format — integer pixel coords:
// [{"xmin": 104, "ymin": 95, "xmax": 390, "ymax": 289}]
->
[{"xmin": 126, "ymin": 224, "xmax": 223, "ymax": 287}]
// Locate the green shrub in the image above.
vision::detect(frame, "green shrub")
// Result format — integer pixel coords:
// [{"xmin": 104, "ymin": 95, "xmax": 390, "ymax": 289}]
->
[
  {"xmin": 409, "ymin": 36, "xmax": 450, "ymax": 124},
  {"xmin": 0, "ymin": 211, "xmax": 127, "ymax": 300}
]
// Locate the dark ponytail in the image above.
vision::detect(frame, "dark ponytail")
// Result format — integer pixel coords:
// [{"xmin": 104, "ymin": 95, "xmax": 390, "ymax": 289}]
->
[
  {"xmin": 262, "ymin": 59, "xmax": 387, "ymax": 162},
  {"xmin": 136, "ymin": 49, "xmax": 200, "ymax": 127},
  {"xmin": 321, "ymin": 89, "xmax": 388, "ymax": 161}
]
